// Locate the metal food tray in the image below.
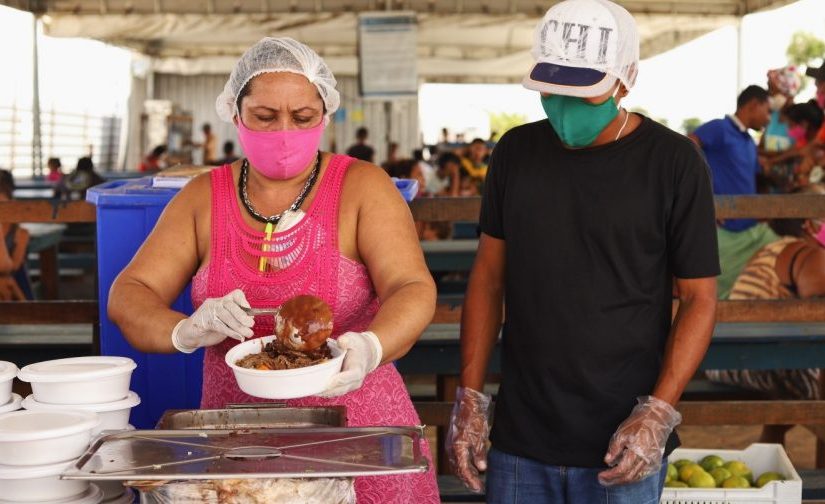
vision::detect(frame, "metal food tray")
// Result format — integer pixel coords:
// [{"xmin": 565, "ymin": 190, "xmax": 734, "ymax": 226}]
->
[
  {"xmin": 155, "ymin": 405, "xmax": 347, "ymax": 430},
  {"xmin": 62, "ymin": 426, "xmax": 428, "ymax": 481}
]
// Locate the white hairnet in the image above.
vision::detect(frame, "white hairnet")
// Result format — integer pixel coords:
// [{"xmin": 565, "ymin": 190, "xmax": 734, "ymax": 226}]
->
[{"xmin": 216, "ymin": 37, "xmax": 340, "ymax": 123}]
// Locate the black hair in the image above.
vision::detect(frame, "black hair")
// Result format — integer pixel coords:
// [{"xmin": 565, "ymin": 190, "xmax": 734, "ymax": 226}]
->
[
  {"xmin": 470, "ymin": 138, "xmax": 486, "ymax": 146},
  {"xmin": 76, "ymin": 157, "xmax": 94, "ymax": 173},
  {"xmin": 223, "ymin": 141, "xmax": 235, "ymax": 155},
  {"xmin": 785, "ymin": 100, "xmax": 825, "ymax": 132},
  {"xmin": 202, "ymin": 123, "xmax": 211, "ymax": 132},
  {"xmin": 437, "ymin": 152, "xmax": 461, "ymax": 169},
  {"xmin": 0, "ymin": 169, "xmax": 14, "ymax": 198},
  {"xmin": 150, "ymin": 145, "xmax": 167, "ymax": 158},
  {"xmin": 384, "ymin": 159, "xmax": 417, "ymax": 179},
  {"xmin": 47, "ymin": 157, "xmax": 61, "ymax": 168},
  {"xmin": 769, "ymin": 184, "xmax": 824, "ymax": 237},
  {"xmin": 356, "ymin": 127, "xmax": 369, "ymax": 139},
  {"xmin": 412, "ymin": 149, "xmax": 424, "ymax": 162},
  {"xmin": 736, "ymin": 85, "xmax": 769, "ymax": 109}
]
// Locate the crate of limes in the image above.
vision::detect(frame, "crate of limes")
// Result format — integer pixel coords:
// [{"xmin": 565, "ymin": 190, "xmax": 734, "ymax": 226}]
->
[{"xmin": 660, "ymin": 443, "xmax": 801, "ymax": 504}]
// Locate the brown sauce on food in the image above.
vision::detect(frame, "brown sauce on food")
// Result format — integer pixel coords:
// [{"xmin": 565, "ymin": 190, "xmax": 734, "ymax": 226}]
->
[{"xmin": 236, "ymin": 339, "xmax": 332, "ymax": 371}]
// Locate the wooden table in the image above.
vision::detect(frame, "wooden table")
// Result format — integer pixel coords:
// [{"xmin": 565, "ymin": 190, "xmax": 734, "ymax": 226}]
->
[{"xmin": 21, "ymin": 223, "xmax": 66, "ymax": 299}]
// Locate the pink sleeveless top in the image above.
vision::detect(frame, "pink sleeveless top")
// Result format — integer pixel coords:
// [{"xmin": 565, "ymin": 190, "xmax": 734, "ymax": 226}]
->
[{"xmin": 191, "ymin": 155, "xmax": 439, "ymax": 503}]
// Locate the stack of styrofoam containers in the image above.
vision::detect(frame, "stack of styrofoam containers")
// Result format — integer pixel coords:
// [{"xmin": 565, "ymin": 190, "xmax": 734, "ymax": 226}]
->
[
  {"xmin": 661, "ymin": 444, "xmax": 802, "ymax": 504},
  {"xmin": 15, "ymin": 356, "xmax": 140, "ymax": 503},
  {"xmin": 0, "ymin": 409, "xmax": 102, "ymax": 503},
  {"xmin": 0, "ymin": 361, "xmax": 22, "ymax": 414}
]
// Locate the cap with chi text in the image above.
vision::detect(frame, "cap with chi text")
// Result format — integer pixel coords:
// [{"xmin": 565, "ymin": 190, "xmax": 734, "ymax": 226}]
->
[{"xmin": 523, "ymin": 0, "xmax": 640, "ymax": 98}]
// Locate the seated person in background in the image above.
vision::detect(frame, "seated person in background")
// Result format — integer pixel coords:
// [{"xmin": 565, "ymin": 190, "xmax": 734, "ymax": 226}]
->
[
  {"xmin": 763, "ymin": 101, "xmax": 824, "ymax": 186},
  {"xmin": 0, "ymin": 170, "xmax": 30, "ymax": 300},
  {"xmin": 707, "ymin": 183, "xmax": 825, "ymax": 444},
  {"xmin": 460, "ymin": 138, "xmax": 488, "ymax": 193},
  {"xmin": 690, "ymin": 85, "xmax": 777, "ymax": 299},
  {"xmin": 215, "ymin": 141, "xmax": 239, "ymax": 166},
  {"xmin": 45, "ymin": 157, "xmax": 63, "ymax": 183},
  {"xmin": 138, "ymin": 145, "xmax": 167, "ymax": 173},
  {"xmin": 428, "ymin": 153, "xmax": 461, "ymax": 196},
  {"xmin": 383, "ymin": 159, "xmax": 426, "ymax": 198},
  {"xmin": 63, "ymin": 157, "xmax": 105, "ymax": 200}
]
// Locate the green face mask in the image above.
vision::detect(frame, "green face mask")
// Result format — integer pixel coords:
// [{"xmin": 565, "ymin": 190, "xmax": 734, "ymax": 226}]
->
[{"xmin": 540, "ymin": 92, "xmax": 619, "ymax": 147}]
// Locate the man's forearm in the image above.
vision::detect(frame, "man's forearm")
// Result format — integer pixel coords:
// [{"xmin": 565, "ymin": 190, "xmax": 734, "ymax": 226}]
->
[
  {"xmin": 652, "ymin": 295, "xmax": 717, "ymax": 405},
  {"xmin": 459, "ymin": 283, "xmax": 503, "ymax": 392}
]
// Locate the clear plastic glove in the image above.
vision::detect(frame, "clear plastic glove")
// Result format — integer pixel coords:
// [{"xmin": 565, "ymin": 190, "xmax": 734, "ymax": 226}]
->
[
  {"xmin": 598, "ymin": 395, "xmax": 682, "ymax": 486},
  {"xmin": 445, "ymin": 387, "xmax": 492, "ymax": 493},
  {"xmin": 317, "ymin": 331, "xmax": 382, "ymax": 397},
  {"xmin": 171, "ymin": 289, "xmax": 255, "ymax": 353}
]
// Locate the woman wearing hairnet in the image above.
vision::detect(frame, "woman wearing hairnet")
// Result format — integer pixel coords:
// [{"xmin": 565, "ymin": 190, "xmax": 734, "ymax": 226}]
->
[{"xmin": 109, "ymin": 38, "xmax": 440, "ymax": 502}]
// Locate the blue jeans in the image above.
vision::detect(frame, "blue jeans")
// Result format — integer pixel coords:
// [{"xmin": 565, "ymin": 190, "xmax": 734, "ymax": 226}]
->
[{"xmin": 486, "ymin": 447, "xmax": 668, "ymax": 504}]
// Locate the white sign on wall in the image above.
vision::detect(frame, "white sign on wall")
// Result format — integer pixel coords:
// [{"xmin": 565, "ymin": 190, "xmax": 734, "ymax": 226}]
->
[{"xmin": 358, "ymin": 12, "xmax": 418, "ymax": 99}]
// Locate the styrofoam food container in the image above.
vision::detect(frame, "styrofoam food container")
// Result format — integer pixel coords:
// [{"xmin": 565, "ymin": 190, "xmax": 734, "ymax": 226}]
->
[
  {"xmin": 0, "ymin": 361, "xmax": 18, "ymax": 406},
  {"xmin": 0, "ymin": 460, "xmax": 89, "ymax": 502},
  {"xmin": 0, "ymin": 410, "xmax": 100, "ymax": 466},
  {"xmin": 95, "ymin": 478, "xmax": 126, "ymax": 502},
  {"xmin": 661, "ymin": 443, "xmax": 802, "ymax": 504},
  {"xmin": 225, "ymin": 337, "xmax": 346, "ymax": 399},
  {"xmin": 18, "ymin": 357, "xmax": 136, "ymax": 405},
  {"xmin": 0, "ymin": 393, "xmax": 23, "ymax": 413},
  {"xmin": 23, "ymin": 392, "xmax": 140, "ymax": 434}
]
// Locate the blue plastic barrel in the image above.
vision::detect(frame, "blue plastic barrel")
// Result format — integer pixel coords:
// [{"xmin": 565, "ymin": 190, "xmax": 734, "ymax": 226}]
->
[{"xmin": 87, "ymin": 178, "xmax": 203, "ymax": 429}]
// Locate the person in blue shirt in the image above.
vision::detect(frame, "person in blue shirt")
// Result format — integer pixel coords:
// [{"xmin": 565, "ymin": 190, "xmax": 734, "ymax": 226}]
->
[{"xmin": 690, "ymin": 85, "xmax": 776, "ymax": 299}]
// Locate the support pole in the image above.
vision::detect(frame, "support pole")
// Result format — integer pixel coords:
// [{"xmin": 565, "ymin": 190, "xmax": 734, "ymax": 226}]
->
[{"xmin": 32, "ymin": 15, "xmax": 43, "ymax": 178}]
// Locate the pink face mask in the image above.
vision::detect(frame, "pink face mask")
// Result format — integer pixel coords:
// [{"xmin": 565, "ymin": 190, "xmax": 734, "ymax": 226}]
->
[{"xmin": 237, "ymin": 119, "xmax": 325, "ymax": 180}]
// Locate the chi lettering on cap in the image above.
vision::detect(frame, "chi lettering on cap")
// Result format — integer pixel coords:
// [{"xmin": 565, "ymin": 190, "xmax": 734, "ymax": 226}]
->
[{"xmin": 523, "ymin": 0, "xmax": 640, "ymax": 98}]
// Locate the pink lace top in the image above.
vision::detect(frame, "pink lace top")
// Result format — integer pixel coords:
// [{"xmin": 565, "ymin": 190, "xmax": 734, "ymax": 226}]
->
[{"xmin": 191, "ymin": 155, "xmax": 438, "ymax": 503}]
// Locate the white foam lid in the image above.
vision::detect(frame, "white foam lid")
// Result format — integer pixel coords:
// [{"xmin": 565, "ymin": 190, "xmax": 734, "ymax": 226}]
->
[
  {"xmin": 0, "ymin": 459, "xmax": 75, "ymax": 479},
  {"xmin": 0, "ymin": 393, "xmax": 22, "ymax": 414},
  {"xmin": 0, "ymin": 361, "xmax": 18, "ymax": 382},
  {"xmin": 18, "ymin": 357, "xmax": 136, "ymax": 383},
  {"xmin": 23, "ymin": 392, "xmax": 141, "ymax": 413},
  {"xmin": 0, "ymin": 410, "xmax": 99, "ymax": 442}
]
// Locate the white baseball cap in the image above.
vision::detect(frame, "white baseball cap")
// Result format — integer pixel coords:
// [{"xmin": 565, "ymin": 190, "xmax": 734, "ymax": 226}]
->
[{"xmin": 523, "ymin": 0, "xmax": 640, "ymax": 98}]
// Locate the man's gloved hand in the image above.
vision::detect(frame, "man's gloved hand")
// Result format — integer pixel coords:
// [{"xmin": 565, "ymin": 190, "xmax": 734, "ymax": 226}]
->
[
  {"xmin": 318, "ymin": 331, "xmax": 382, "ymax": 397},
  {"xmin": 598, "ymin": 395, "xmax": 682, "ymax": 486},
  {"xmin": 172, "ymin": 289, "xmax": 254, "ymax": 353},
  {"xmin": 446, "ymin": 387, "xmax": 492, "ymax": 493}
]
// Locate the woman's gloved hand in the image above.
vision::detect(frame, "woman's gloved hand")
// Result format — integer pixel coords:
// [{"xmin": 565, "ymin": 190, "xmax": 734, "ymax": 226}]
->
[
  {"xmin": 318, "ymin": 331, "xmax": 383, "ymax": 397},
  {"xmin": 172, "ymin": 289, "xmax": 255, "ymax": 353},
  {"xmin": 598, "ymin": 395, "xmax": 682, "ymax": 486},
  {"xmin": 446, "ymin": 386, "xmax": 492, "ymax": 493}
]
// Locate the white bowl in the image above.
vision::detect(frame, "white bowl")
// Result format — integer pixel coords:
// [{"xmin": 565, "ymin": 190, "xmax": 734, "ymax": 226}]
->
[
  {"xmin": 0, "ymin": 410, "xmax": 100, "ymax": 466},
  {"xmin": 0, "ymin": 393, "xmax": 23, "ymax": 414},
  {"xmin": 23, "ymin": 392, "xmax": 141, "ymax": 434},
  {"xmin": 225, "ymin": 337, "xmax": 346, "ymax": 399},
  {"xmin": 0, "ymin": 460, "xmax": 89, "ymax": 502},
  {"xmin": 18, "ymin": 357, "xmax": 136, "ymax": 405},
  {"xmin": 0, "ymin": 361, "xmax": 18, "ymax": 406}
]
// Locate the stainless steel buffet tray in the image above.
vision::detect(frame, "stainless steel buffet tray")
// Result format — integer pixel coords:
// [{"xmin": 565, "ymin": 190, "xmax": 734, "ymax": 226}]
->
[
  {"xmin": 62, "ymin": 426, "xmax": 428, "ymax": 481},
  {"xmin": 155, "ymin": 405, "xmax": 347, "ymax": 430}
]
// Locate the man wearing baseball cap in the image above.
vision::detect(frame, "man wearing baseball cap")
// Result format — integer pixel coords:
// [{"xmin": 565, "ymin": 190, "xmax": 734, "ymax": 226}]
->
[{"xmin": 446, "ymin": 0, "xmax": 720, "ymax": 501}]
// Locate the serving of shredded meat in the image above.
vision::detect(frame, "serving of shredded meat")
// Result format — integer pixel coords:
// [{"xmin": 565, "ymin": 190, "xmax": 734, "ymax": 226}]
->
[{"xmin": 236, "ymin": 340, "xmax": 332, "ymax": 371}]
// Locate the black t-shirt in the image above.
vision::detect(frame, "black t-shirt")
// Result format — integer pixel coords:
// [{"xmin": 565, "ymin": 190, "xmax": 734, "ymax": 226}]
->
[
  {"xmin": 481, "ymin": 116, "xmax": 720, "ymax": 468},
  {"xmin": 346, "ymin": 143, "xmax": 375, "ymax": 163}
]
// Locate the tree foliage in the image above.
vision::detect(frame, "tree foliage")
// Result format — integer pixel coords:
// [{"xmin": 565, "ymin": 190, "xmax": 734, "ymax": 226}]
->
[{"xmin": 489, "ymin": 111, "xmax": 528, "ymax": 137}]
